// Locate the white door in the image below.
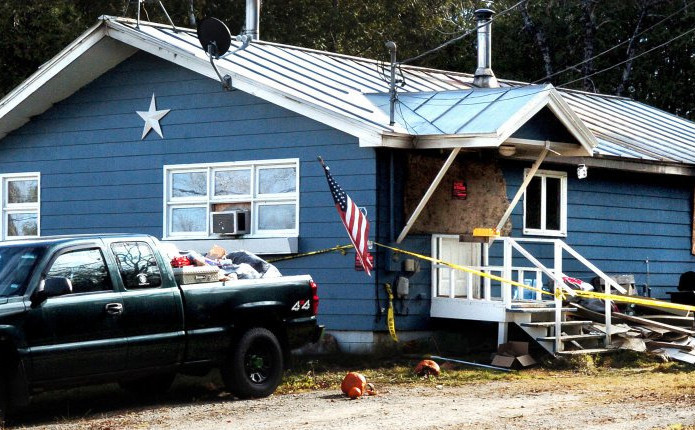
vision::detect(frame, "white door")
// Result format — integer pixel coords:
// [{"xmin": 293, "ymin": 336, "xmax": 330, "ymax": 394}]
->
[{"xmin": 432, "ymin": 235, "xmax": 481, "ymax": 298}]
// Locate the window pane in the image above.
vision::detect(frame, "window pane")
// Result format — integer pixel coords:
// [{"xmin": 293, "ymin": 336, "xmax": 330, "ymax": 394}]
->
[
  {"xmin": 171, "ymin": 207, "xmax": 206, "ymax": 233},
  {"xmin": 47, "ymin": 249, "xmax": 112, "ymax": 294},
  {"xmin": 172, "ymin": 172, "xmax": 206, "ymax": 198},
  {"xmin": 525, "ymin": 177, "xmax": 542, "ymax": 230},
  {"xmin": 215, "ymin": 169, "xmax": 250, "ymax": 196},
  {"xmin": 545, "ymin": 177, "xmax": 561, "ymax": 231},
  {"xmin": 259, "ymin": 168, "xmax": 296, "ymax": 194},
  {"xmin": 258, "ymin": 204, "xmax": 295, "ymax": 230},
  {"xmin": 111, "ymin": 242, "xmax": 162, "ymax": 289},
  {"xmin": 7, "ymin": 213, "xmax": 37, "ymax": 237},
  {"xmin": 7, "ymin": 180, "xmax": 38, "ymax": 204}
]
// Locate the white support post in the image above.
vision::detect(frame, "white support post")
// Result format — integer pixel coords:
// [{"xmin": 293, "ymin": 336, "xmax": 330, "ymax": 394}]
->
[
  {"xmin": 502, "ymin": 239, "xmax": 513, "ymax": 307},
  {"xmin": 493, "ymin": 147, "xmax": 549, "ymax": 236},
  {"xmin": 517, "ymin": 269, "xmax": 524, "ymax": 301},
  {"xmin": 604, "ymin": 282, "xmax": 612, "ymax": 346},
  {"xmin": 449, "ymin": 269, "xmax": 455, "ymax": 299},
  {"xmin": 483, "ymin": 242, "xmax": 491, "ymax": 300},
  {"xmin": 396, "ymin": 148, "xmax": 460, "ymax": 243},
  {"xmin": 466, "ymin": 272, "xmax": 473, "ymax": 300},
  {"xmin": 498, "ymin": 322, "xmax": 509, "ymax": 346},
  {"xmin": 554, "ymin": 240, "xmax": 564, "ymax": 353},
  {"xmin": 535, "ymin": 270, "xmax": 543, "ymax": 300}
]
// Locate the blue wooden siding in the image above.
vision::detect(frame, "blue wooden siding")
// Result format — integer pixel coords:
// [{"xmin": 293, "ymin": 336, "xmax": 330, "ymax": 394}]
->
[
  {"xmin": 0, "ymin": 51, "xmax": 382, "ymax": 331},
  {"xmin": 503, "ymin": 162, "xmax": 695, "ymax": 298}
]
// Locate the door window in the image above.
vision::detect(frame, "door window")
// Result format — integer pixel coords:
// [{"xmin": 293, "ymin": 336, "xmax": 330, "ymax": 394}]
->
[
  {"xmin": 110, "ymin": 241, "xmax": 163, "ymax": 289},
  {"xmin": 46, "ymin": 248, "xmax": 112, "ymax": 294}
]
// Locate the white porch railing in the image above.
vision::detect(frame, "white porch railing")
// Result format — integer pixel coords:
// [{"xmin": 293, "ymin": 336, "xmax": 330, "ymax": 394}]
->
[{"xmin": 431, "ymin": 237, "xmax": 627, "ymax": 353}]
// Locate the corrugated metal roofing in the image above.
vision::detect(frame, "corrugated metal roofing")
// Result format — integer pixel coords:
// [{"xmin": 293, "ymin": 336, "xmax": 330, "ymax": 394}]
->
[
  {"xmin": 120, "ymin": 19, "xmax": 694, "ymax": 164},
  {"xmin": 366, "ymin": 85, "xmax": 552, "ymax": 135},
  {"xmin": 1, "ymin": 16, "xmax": 694, "ymax": 166}
]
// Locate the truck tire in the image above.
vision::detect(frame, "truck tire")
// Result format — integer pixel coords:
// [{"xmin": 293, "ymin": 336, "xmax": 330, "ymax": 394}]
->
[{"xmin": 222, "ymin": 327, "xmax": 284, "ymax": 399}]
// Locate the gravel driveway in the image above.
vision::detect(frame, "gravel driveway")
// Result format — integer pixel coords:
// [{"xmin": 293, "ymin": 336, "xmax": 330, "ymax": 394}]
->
[{"xmin": 10, "ymin": 369, "xmax": 695, "ymax": 430}]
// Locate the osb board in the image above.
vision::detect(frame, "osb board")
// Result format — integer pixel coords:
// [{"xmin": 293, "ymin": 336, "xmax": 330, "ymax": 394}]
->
[{"xmin": 404, "ymin": 153, "xmax": 511, "ymax": 235}]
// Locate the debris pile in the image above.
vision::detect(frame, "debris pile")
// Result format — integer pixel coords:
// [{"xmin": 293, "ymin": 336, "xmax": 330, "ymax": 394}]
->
[
  {"xmin": 570, "ymin": 301, "xmax": 695, "ymax": 363},
  {"xmin": 160, "ymin": 242, "xmax": 282, "ymax": 284}
]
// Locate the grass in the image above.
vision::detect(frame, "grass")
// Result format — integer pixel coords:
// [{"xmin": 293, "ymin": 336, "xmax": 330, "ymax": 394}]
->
[{"xmin": 277, "ymin": 349, "xmax": 695, "ymax": 395}]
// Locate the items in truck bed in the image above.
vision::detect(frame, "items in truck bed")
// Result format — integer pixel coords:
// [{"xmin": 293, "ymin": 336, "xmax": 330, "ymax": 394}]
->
[{"xmin": 172, "ymin": 266, "xmax": 221, "ymax": 285}]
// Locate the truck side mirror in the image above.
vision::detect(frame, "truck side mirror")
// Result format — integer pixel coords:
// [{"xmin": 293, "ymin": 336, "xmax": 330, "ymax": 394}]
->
[{"xmin": 32, "ymin": 277, "xmax": 73, "ymax": 306}]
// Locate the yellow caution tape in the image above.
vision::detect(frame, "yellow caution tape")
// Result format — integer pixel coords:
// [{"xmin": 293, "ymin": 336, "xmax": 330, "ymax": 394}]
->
[
  {"xmin": 374, "ymin": 242, "xmax": 695, "ymax": 313},
  {"xmin": 384, "ymin": 283, "xmax": 398, "ymax": 342},
  {"xmin": 266, "ymin": 240, "xmax": 695, "ymax": 313}
]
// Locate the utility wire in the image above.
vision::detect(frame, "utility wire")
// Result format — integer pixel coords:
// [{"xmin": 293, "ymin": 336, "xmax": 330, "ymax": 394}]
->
[
  {"xmin": 558, "ymin": 25, "xmax": 695, "ymax": 88},
  {"xmin": 401, "ymin": 0, "xmax": 528, "ymax": 65},
  {"xmin": 532, "ymin": 0, "xmax": 694, "ymax": 84}
]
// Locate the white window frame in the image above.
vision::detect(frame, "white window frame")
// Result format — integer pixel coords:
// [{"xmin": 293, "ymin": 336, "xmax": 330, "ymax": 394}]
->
[
  {"xmin": 522, "ymin": 169, "xmax": 567, "ymax": 237},
  {"xmin": 1, "ymin": 172, "xmax": 40, "ymax": 241},
  {"xmin": 163, "ymin": 159, "xmax": 299, "ymax": 240}
]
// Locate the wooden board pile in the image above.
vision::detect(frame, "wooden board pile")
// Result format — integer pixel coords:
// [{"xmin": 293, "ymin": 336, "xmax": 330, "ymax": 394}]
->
[{"xmin": 571, "ymin": 302, "xmax": 695, "ymax": 363}]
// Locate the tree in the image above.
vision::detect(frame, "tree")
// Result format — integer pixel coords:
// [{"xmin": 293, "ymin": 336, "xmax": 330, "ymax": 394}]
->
[{"xmin": 0, "ymin": 1, "xmax": 693, "ymax": 119}]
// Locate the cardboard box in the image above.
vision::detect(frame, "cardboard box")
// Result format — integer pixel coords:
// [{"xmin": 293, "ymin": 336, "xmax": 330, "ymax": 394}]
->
[{"xmin": 492, "ymin": 341, "xmax": 537, "ymax": 369}]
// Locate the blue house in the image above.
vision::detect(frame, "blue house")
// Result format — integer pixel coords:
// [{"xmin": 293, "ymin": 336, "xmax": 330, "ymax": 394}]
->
[{"xmin": 0, "ymin": 10, "xmax": 694, "ymax": 354}]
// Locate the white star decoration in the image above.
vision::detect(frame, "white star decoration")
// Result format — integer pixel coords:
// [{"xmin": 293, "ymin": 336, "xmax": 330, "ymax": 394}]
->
[{"xmin": 137, "ymin": 93, "xmax": 170, "ymax": 139}]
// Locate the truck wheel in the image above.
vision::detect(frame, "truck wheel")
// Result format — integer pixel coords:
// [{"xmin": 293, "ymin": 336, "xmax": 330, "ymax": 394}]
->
[
  {"xmin": 222, "ymin": 327, "xmax": 284, "ymax": 399},
  {"xmin": 119, "ymin": 372, "xmax": 175, "ymax": 397}
]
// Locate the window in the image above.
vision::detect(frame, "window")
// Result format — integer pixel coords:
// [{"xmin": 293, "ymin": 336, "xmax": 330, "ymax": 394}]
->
[
  {"xmin": 523, "ymin": 169, "xmax": 567, "ymax": 236},
  {"xmin": 1, "ymin": 173, "xmax": 40, "ymax": 240},
  {"xmin": 164, "ymin": 160, "xmax": 299, "ymax": 239},
  {"xmin": 111, "ymin": 241, "xmax": 163, "ymax": 289},
  {"xmin": 46, "ymin": 248, "xmax": 112, "ymax": 294},
  {"xmin": 432, "ymin": 235, "xmax": 481, "ymax": 298}
]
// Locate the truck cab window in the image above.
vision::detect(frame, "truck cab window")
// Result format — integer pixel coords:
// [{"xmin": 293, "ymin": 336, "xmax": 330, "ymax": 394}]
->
[
  {"xmin": 46, "ymin": 248, "xmax": 112, "ymax": 294},
  {"xmin": 110, "ymin": 241, "xmax": 162, "ymax": 289}
]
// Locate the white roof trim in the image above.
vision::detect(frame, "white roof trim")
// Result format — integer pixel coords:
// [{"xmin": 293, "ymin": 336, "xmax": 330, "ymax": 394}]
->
[{"xmin": 0, "ymin": 20, "xmax": 137, "ymax": 140}]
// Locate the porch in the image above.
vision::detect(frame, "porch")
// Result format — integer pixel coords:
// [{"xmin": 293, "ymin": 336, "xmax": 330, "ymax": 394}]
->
[{"xmin": 429, "ymin": 236, "xmax": 628, "ymax": 355}]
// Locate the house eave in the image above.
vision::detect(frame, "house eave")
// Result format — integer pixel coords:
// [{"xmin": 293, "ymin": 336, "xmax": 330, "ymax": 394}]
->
[{"xmin": 0, "ymin": 20, "xmax": 137, "ymax": 140}]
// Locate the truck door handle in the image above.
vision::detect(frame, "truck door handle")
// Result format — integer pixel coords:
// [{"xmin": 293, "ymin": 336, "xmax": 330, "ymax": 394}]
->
[{"xmin": 105, "ymin": 303, "xmax": 123, "ymax": 315}]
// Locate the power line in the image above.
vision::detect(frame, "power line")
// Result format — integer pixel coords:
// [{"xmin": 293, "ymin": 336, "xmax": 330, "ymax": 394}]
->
[
  {"xmin": 532, "ymin": 1, "xmax": 694, "ymax": 84},
  {"xmin": 558, "ymin": 25, "xmax": 695, "ymax": 88},
  {"xmin": 401, "ymin": 0, "xmax": 528, "ymax": 66}
]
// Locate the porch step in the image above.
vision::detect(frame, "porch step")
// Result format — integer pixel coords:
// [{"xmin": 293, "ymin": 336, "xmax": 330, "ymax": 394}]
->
[
  {"xmin": 520, "ymin": 320, "xmax": 592, "ymax": 328},
  {"xmin": 508, "ymin": 307, "xmax": 577, "ymax": 314},
  {"xmin": 556, "ymin": 348, "xmax": 617, "ymax": 356},
  {"xmin": 536, "ymin": 333, "xmax": 604, "ymax": 342}
]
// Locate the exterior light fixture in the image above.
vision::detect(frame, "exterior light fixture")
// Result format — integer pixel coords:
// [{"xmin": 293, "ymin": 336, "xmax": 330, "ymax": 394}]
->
[{"xmin": 577, "ymin": 164, "xmax": 588, "ymax": 179}]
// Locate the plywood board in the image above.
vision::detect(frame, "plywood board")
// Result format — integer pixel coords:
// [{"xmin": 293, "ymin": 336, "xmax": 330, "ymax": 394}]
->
[{"xmin": 404, "ymin": 153, "xmax": 511, "ymax": 235}]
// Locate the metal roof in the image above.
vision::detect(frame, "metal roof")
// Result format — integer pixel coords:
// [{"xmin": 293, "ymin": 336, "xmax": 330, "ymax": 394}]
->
[
  {"xmin": 1, "ymin": 16, "xmax": 694, "ymax": 167},
  {"xmin": 108, "ymin": 18, "xmax": 695, "ymax": 164}
]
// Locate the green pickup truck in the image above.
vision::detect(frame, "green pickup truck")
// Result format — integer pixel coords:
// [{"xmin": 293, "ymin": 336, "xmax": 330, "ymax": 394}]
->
[{"xmin": 0, "ymin": 234, "xmax": 321, "ymax": 421}]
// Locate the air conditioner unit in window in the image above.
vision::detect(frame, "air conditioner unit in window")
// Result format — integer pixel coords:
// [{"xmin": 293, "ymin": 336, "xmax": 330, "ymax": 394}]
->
[{"xmin": 211, "ymin": 210, "xmax": 250, "ymax": 235}]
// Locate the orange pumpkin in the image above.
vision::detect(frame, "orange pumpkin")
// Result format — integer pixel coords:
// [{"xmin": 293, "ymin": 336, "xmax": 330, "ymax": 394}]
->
[
  {"xmin": 414, "ymin": 359, "xmax": 440, "ymax": 377},
  {"xmin": 347, "ymin": 386, "xmax": 362, "ymax": 399},
  {"xmin": 341, "ymin": 372, "xmax": 366, "ymax": 396}
]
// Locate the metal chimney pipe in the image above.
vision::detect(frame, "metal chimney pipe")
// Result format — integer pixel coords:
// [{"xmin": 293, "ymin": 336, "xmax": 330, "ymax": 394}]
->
[
  {"xmin": 244, "ymin": 0, "xmax": 260, "ymax": 40},
  {"xmin": 473, "ymin": 8, "xmax": 499, "ymax": 88}
]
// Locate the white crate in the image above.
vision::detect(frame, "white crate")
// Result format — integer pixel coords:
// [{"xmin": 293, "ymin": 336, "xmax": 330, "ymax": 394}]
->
[{"xmin": 172, "ymin": 266, "xmax": 220, "ymax": 285}]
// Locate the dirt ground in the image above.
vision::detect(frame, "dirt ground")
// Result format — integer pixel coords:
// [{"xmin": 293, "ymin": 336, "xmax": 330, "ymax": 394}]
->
[{"xmin": 9, "ymin": 368, "xmax": 695, "ymax": 430}]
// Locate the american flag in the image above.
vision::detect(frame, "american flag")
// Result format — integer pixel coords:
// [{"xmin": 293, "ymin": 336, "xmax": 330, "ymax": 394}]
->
[{"xmin": 319, "ymin": 157, "xmax": 373, "ymax": 276}]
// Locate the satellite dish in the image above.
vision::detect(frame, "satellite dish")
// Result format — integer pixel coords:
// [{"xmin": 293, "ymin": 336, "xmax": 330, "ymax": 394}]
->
[{"xmin": 197, "ymin": 17, "xmax": 232, "ymax": 58}]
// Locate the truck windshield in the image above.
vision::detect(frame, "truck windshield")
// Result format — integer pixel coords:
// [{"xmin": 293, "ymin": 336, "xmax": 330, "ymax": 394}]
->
[{"xmin": 0, "ymin": 246, "xmax": 44, "ymax": 297}]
